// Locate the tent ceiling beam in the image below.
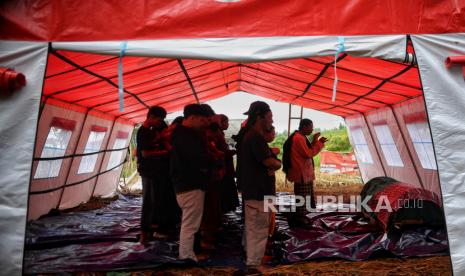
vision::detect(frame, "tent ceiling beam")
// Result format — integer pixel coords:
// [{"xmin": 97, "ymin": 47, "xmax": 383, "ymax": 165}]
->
[
  {"xmin": 45, "ymin": 56, "xmax": 118, "ymax": 79},
  {"xmin": 239, "ymin": 78, "xmax": 361, "ymax": 114},
  {"xmin": 306, "ymin": 57, "xmax": 421, "ymax": 90},
  {"xmin": 70, "ymin": 60, "xmax": 217, "ymax": 105},
  {"xmin": 269, "ymin": 60, "xmax": 414, "ymax": 97},
  {"xmin": 240, "ymin": 63, "xmax": 391, "ymax": 106},
  {"xmin": 121, "ymin": 80, "xmax": 240, "ymax": 119},
  {"xmin": 296, "ymin": 53, "xmax": 347, "ymax": 100},
  {"xmin": 46, "ymin": 57, "xmax": 176, "ymax": 98},
  {"xmin": 50, "ymin": 50, "xmax": 149, "ymax": 110},
  {"xmin": 239, "ymin": 70, "xmax": 378, "ymax": 111},
  {"xmin": 177, "ymin": 59, "xmax": 200, "ymax": 103},
  {"xmin": 239, "ymin": 72, "xmax": 380, "ymax": 109},
  {"xmin": 323, "ymin": 63, "xmax": 415, "ymax": 111},
  {"xmin": 85, "ymin": 63, "xmax": 238, "ymax": 109},
  {"xmin": 104, "ymin": 71, "xmax": 239, "ymax": 115}
]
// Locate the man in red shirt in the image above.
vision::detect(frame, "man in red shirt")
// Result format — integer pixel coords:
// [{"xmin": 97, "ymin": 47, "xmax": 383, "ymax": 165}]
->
[{"xmin": 286, "ymin": 119, "xmax": 327, "ymax": 226}]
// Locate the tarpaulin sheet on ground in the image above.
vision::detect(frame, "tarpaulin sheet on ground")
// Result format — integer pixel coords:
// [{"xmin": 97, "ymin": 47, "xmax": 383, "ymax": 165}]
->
[{"xmin": 23, "ymin": 194, "xmax": 448, "ymax": 274}]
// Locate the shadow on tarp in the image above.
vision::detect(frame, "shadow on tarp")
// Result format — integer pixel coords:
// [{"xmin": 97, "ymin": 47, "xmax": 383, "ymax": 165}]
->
[{"xmin": 23, "ymin": 194, "xmax": 448, "ymax": 274}]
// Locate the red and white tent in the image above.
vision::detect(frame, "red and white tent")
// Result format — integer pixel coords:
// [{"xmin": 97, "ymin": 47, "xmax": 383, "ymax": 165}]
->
[{"xmin": 1, "ymin": 1, "xmax": 465, "ymax": 274}]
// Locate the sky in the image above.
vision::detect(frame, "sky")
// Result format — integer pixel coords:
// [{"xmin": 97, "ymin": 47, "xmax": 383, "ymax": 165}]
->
[{"xmin": 166, "ymin": 91, "xmax": 345, "ymax": 133}]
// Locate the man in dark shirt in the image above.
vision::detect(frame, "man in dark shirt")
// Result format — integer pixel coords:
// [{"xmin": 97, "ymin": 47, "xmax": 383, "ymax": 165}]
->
[
  {"xmin": 170, "ymin": 104, "xmax": 212, "ymax": 262},
  {"xmin": 237, "ymin": 101, "xmax": 281, "ymax": 273},
  {"xmin": 136, "ymin": 106, "xmax": 168, "ymax": 243}
]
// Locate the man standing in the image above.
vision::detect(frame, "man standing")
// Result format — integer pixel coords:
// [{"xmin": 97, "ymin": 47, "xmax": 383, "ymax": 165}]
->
[
  {"xmin": 285, "ymin": 119, "xmax": 327, "ymax": 226},
  {"xmin": 170, "ymin": 104, "xmax": 212, "ymax": 262},
  {"xmin": 237, "ymin": 101, "xmax": 281, "ymax": 273},
  {"xmin": 136, "ymin": 106, "xmax": 168, "ymax": 243}
]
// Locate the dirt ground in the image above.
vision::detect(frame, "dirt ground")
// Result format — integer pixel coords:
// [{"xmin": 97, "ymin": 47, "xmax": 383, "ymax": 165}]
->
[{"xmin": 69, "ymin": 256, "xmax": 451, "ymax": 275}]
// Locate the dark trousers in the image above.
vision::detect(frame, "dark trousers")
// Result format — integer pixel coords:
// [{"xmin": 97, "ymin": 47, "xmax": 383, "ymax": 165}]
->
[{"xmin": 141, "ymin": 175, "xmax": 155, "ymax": 232}]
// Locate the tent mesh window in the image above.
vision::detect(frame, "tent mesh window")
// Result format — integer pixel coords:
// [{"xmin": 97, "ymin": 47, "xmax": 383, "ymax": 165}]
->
[
  {"xmin": 373, "ymin": 124, "xmax": 404, "ymax": 167},
  {"xmin": 34, "ymin": 123, "xmax": 73, "ymax": 179},
  {"xmin": 77, "ymin": 129, "xmax": 106, "ymax": 174},
  {"xmin": 406, "ymin": 122, "xmax": 437, "ymax": 170}
]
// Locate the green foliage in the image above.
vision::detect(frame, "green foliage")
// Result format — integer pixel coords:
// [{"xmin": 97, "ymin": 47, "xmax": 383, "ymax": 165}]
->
[
  {"xmin": 319, "ymin": 126, "xmax": 352, "ymax": 152},
  {"xmin": 268, "ymin": 125, "xmax": 352, "ymax": 167},
  {"xmin": 121, "ymin": 127, "xmax": 138, "ymax": 178}
]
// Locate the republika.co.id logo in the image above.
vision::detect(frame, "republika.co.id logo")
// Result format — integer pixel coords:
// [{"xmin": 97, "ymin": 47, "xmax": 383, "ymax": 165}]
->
[{"xmin": 263, "ymin": 195, "xmax": 423, "ymax": 213}]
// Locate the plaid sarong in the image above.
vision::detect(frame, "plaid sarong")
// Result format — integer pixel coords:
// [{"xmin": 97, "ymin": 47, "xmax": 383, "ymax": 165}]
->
[{"xmin": 294, "ymin": 180, "xmax": 315, "ymax": 218}]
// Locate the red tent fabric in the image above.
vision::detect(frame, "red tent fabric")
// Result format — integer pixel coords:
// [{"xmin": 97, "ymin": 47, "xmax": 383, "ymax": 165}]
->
[
  {"xmin": 1, "ymin": 0, "xmax": 465, "ymax": 41},
  {"xmin": 43, "ymin": 50, "xmax": 422, "ymax": 123}
]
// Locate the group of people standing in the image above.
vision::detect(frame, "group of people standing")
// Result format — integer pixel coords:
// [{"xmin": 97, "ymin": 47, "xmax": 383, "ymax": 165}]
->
[{"xmin": 136, "ymin": 101, "xmax": 327, "ymax": 274}]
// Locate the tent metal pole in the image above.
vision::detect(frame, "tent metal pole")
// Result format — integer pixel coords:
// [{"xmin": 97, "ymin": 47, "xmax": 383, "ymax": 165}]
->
[
  {"xmin": 389, "ymin": 105, "xmax": 426, "ymax": 190},
  {"xmin": 285, "ymin": 104, "xmax": 292, "ymax": 187},
  {"xmin": 178, "ymin": 59, "xmax": 200, "ymax": 103},
  {"xmin": 287, "ymin": 104, "xmax": 292, "ymax": 136},
  {"xmin": 90, "ymin": 118, "xmax": 118, "ymax": 198},
  {"xmin": 55, "ymin": 109, "xmax": 90, "ymax": 210},
  {"xmin": 361, "ymin": 113, "xmax": 388, "ymax": 176},
  {"xmin": 285, "ymin": 104, "xmax": 304, "ymax": 187}
]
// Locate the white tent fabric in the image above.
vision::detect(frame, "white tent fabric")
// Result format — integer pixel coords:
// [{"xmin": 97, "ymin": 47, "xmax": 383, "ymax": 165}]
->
[
  {"xmin": 0, "ymin": 41, "xmax": 48, "ymax": 276},
  {"xmin": 1, "ymin": 33, "xmax": 465, "ymax": 274},
  {"xmin": 52, "ymin": 35, "xmax": 407, "ymax": 62},
  {"xmin": 412, "ymin": 33, "xmax": 465, "ymax": 275}
]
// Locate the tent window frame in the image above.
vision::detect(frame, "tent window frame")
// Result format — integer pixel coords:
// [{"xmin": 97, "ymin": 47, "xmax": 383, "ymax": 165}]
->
[
  {"xmin": 77, "ymin": 127, "xmax": 107, "ymax": 175},
  {"xmin": 406, "ymin": 121, "xmax": 437, "ymax": 170},
  {"xmin": 373, "ymin": 124, "xmax": 404, "ymax": 167},
  {"xmin": 34, "ymin": 119, "xmax": 75, "ymax": 179},
  {"xmin": 106, "ymin": 134, "xmax": 129, "ymax": 171},
  {"xmin": 350, "ymin": 127, "xmax": 374, "ymax": 165}
]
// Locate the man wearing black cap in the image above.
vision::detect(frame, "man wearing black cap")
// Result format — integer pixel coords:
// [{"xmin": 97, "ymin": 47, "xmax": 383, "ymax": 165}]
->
[
  {"xmin": 237, "ymin": 101, "xmax": 281, "ymax": 272},
  {"xmin": 170, "ymin": 103, "xmax": 213, "ymax": 262}
]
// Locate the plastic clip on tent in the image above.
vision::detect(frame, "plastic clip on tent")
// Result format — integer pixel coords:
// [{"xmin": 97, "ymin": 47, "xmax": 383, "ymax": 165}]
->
[
  {"xmin": 445, "ymin": 56, "xmax": 465, "ymax": 79},
  {"xmin": 332, "ymin": 36, "xmax": 345, "ymax": 102},
  {"xmin": 0, "ymin": 67, "xmax": 26, "ymax": 94},
  {"xmin": 118, "ymin": 42, "xmax": 128, "ymax": 112}
]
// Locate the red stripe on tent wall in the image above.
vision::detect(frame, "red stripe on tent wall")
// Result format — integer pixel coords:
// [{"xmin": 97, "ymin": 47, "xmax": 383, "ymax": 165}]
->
[{"xmin": 50, "ymin": 117, "xmax": 76, "ymax": 131}]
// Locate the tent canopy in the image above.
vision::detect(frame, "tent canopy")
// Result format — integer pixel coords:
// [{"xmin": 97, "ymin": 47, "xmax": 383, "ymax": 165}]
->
[{"xmin": 44, "ymin": 46, "xmax": 420, "ymax": 123}]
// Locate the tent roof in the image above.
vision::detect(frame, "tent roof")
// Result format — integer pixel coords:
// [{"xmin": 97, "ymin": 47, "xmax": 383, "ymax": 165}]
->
[
  {"xmin": 44, "ymin": 49, "xmax": 421, "ymax": 123},
  {"xmin": 1, "ymin": 1, "xmax": 465, "ymax": 41}
]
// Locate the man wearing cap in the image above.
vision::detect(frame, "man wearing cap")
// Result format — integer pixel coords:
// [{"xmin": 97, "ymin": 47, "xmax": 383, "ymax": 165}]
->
[
  {"xmin": 170, "ymin": 103, "xmax": 213, "ymax": 262},
  {"xmin": 237, "ymin": 101, "xmax": 281, "ymax": 273}
]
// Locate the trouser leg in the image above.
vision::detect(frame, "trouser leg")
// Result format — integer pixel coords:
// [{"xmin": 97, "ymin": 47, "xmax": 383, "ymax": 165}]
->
[
  {"xmin": 244, "ymin": 200, "xmax": 271, "ymax": 267},
  {"xmin": 176, "ymin": 189, "xmax": 205, "ymax": 261},
  {"xmin": 141, "ymin": 176, "xmax": 155, "ymax": 232}
]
